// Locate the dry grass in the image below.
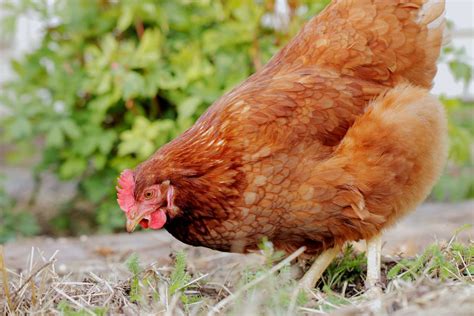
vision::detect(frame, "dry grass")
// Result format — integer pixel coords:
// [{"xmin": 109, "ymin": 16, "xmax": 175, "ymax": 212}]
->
[{"xmin": 1, "ymin": 236, "xmax": 473, "ymax": 315}]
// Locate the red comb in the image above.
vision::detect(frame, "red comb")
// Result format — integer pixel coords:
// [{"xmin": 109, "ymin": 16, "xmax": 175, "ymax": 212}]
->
[{"xmin": 116, "ymin": 169, "xmax": 136, "ymax": 213}]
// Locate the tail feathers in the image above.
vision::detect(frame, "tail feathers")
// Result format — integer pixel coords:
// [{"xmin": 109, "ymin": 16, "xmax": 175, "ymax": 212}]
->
[
  {"xmin": 418, "ymin": 0, "xmax": 445, "ymax": 27},
  {"xmin": 268, "ymin": 0, "xmax": 445, "ymax": 88},
  {"xmin": 403, "ymin": 0, "xmax": 446, "ymax": 87}
]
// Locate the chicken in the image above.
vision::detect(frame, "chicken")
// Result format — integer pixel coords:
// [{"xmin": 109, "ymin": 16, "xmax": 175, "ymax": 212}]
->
[{"xmin": 117, "ymin": 0, "xmax": 447, "ymax": 290}]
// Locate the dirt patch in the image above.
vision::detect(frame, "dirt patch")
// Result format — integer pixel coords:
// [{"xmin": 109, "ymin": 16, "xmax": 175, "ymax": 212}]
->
[{"xmin": 4, "ymin": 201, "xmax": 473, "ymax": 272}]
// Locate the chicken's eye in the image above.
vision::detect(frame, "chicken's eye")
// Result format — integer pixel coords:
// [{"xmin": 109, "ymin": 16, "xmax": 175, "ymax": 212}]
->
[{"xmin": 144, "ymin": 190, "xmax": 154, "ymax": 200}]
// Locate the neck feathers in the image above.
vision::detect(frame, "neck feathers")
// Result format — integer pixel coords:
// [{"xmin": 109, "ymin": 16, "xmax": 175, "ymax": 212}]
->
[{"xmin": 141, "ymin": 120, "xmax": 246, "ymax": 218}]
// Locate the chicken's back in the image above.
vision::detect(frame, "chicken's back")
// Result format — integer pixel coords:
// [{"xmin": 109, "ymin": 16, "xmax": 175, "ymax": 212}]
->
[
  {"xmin": 208, "ymin": 0, "xmax": 446, "ymax": 159},
  {"xmin": 262, "ymin": 0, "xmax": 445, "ymax": 88}
]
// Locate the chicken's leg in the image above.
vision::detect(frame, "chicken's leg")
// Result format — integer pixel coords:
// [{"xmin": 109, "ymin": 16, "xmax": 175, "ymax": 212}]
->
[
  {"xmin": 366, "ymin": 235, "xmax": 382, "ymax": 294},
  {"xmin": 289, "ymin": 246, "xmax": 341, "ymax": 312},
  {"xmin": 299, "ymin": 246, "xmax": 341, "ymax": 289}
]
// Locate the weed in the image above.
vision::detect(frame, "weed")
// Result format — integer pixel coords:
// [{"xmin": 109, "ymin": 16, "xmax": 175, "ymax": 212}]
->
[
  {"xmin": 57, "ymin": 301, "xmax": 107, "ymax": 316},
  {"xmin": 321, "ymin": 245, "xmax": 366, "ymax": 293},
  {"xmin": 388, "ymin": 236, "xmax": 473, "ymax": 282},
  {"xmin": 169, "ymin": 251, "xmax": 191, "ymax": 296},
  {"xmin": 125, "ymin": 253, "xmax": 142, "ymax": 303}
]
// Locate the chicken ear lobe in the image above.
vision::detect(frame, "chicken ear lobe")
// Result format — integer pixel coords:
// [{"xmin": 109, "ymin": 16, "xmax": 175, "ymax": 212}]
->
[{"xmin": 165, "ymin": 184, "xmax": 180, "ymax": 217}]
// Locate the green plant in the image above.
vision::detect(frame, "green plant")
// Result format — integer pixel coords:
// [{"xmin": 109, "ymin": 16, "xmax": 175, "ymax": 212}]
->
[
  {"xmin": 124, "ymin": 250, "xmax": 197, "ymax": 308},
  {"xmin": 321, "ymin": 245, "xmax": 366, "ymax": 292},
  {"xmin": 0, "ymin": 0, "xmax": 329, "ymax": 234},
  {"xmin": 433, "ymin": 95, "xmax": 474, "ymax": 200},
  {"xmin": 169, "ymin": 251, "xmax": 191, "ymax": 296},
  {"xmin": 125, "ymin": 253, "xmax": 143, "ymax": 302},
  {"xmin": 432, "ymin": 37, "xmax": 474, "ymax": 201},
  {"xmin": 57, "ymin": 301, "xmax": 107, "ymax": 316},
  {"xmin": 388, "ymin": 232, "xmax": 474, "ymax": 282}
]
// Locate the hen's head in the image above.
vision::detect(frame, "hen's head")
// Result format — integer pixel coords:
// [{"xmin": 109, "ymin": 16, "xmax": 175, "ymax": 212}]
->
[{"xmin": 116, "ymin": 168, "xmax": 176, "ymax": 233}]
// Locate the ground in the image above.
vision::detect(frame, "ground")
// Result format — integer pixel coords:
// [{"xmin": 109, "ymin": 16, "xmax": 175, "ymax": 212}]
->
[
  {"xmin": 5, "ymin": 201, "xmax": 473, "ymax": 271},
  {"xmin": 1, "ymin": 201, "xmax": 473, "ymax": 315}
]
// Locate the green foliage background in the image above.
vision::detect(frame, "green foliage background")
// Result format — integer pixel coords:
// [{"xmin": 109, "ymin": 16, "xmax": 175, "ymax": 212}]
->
[{"xmin": 0, "ymin": 0, "xmax": 472, "ymax": 238}]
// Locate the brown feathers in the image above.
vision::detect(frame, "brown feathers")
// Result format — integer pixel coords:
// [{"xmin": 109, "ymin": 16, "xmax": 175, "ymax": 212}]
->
[{"xmin": 126, "ymin": 0, "xmax": 447, "ymax": 255}]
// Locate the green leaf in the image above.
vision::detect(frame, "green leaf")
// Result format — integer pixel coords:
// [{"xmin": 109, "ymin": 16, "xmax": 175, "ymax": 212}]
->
[
  {"xmin": 59, "ymin": 157, "xmax": 87, "ymax": 179},
  {"xmin": 134, "ymin": 28, "xmax": 162, "ymax": 67},
  {"xmin": 60, "ymin": 119, "xmax": 82, "ymax": 139},
  {"xmin": 122, "ymin": 71, "xmax": 146, "ymax": 99},
  {"xmin": 82, "ymin": 174, "xmax": 110, "ymax": 202},
  {"xmin": 118, "ymin": 116, "xmax": 174, "ymax": 159},
  {"xmin": 46, "ymin": 125, "xmax": 65, "ymax": 148},
  {"xmin": 97, "ymin": 130, "xmax": 117, "ymax": 155},
  {"xmin": 87, "ymin": 92, "xmax": 121, "ymax": 114},
  {"xmin": 93, "ymin": 154, "xmax": 107, "ymax": 170},
  {"xmin": 449, "ymin": 60, "xmax": 473, "ymax": 86},
  {"xmin": 7, "ymin": 117, "xmax": 32, "ymax": 140},
  {"xmin": 96, "ymin": 72, "xmax": 112, "ymax": 94},
  {"xmin": 177, "ymin": 96, "xmax": 202, "ymax": 119},
  {"xmin": 117, "ymin": 7, "xmax": 134, "ymax": 32}
]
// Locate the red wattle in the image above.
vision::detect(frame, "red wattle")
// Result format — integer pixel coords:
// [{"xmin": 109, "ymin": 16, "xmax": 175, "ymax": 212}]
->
[{"xmin": 149, "ymin": 209, "xmax": 167, "ymax": 229}]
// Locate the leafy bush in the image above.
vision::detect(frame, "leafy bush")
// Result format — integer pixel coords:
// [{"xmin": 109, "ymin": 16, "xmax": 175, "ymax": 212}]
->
[
  {"xmin": 0, "ymin": 0, "xmax": 472, "ymax": 237},
  {"xmin": 0, "ymin": 0, "xmax": 329, "ymax": 233},
  {"xmin": 433, "ymin": 43, "xmax": 474, "ymax": 201}
]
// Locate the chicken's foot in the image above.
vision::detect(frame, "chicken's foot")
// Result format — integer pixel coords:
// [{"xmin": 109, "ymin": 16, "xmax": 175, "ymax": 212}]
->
[
  {"xmin": 299, "ymin": 246, "xmax": 341, "ymax": 290},
  {"xmin": 365, "ymin": 235, "xmax": 384, "ymax": 312},
  {"xmin": 288, "ymin": 246, "xmax": 341, "ymax": 313},
  {"xmin": 366, "ymin": 235, "xmax": 383, "ymax": 295}
]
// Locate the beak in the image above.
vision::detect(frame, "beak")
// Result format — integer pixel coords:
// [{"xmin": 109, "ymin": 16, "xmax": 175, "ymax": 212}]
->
[
  {"xmin": 126, "ymin": 218, "xmax": 140, "ymax": 233},
  {"xmin": 126, "ymin": 204, "xmax": 155, "ymax": 233}
]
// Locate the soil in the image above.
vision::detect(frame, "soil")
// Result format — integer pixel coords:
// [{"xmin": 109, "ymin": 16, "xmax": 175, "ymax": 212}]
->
[{"xmin": 4, "ymin": 200, "xmax": 473, "ymax": 274}]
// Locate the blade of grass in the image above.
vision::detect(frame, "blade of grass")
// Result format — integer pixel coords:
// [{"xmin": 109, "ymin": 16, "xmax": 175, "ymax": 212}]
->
[{"xmin": 0, "ymin": 245, "xmax": 15, "ymax": 313}]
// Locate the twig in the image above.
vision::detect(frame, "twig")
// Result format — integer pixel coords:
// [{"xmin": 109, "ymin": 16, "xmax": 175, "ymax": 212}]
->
[
  {"xmin": 206, "ymin": 282, "xmax": 233, "ymax": 295},
  {"xmin": 30, "ymin": 277, "xmax": 37, "ymax": 307},
  {"xmin": 178, "ymin": 273, "xmax": 209, "ymax": 292},
  {"xmin": 53, "ymin": 287, "xmax": 95, "ymax": 315},
  {"xmin": 455, "ymin": 251, "xmax": 472, "ymax": 281},
  {"xmin": 11, "ymin": 259, "xmax": 56, "ymax": 301},
  {"xmin": 298, "ymin": 306, "xmax": 327, "ymax": 314},
  {"xmin": 209, "ymin": 246, "xmax": 306, "ymax": 315},
  {"xmin": 89, "ymin": 272, "xmax": 114, "ymax": 291},
  {"xmin": 0, "ymin": 245, "xmax": 15, "ymax": 314}
]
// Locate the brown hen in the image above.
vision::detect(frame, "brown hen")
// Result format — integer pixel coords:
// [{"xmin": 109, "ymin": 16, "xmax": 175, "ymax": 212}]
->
[{"xmin": 117, "ymin": 0, "xmax": 447, "ymax": 290}]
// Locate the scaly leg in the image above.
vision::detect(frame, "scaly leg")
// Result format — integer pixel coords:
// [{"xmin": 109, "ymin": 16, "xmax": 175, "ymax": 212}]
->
[
  {"xmin": 366, "ymin": 235, "xmax": 383, "ymax": 294},
  {"xmin": 289, "ymin": 246, "xmax": 341, "ymax": 313},
  {"xmin": 299, "ymin": 246, "xmax": 341, "ymax": 289}
]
